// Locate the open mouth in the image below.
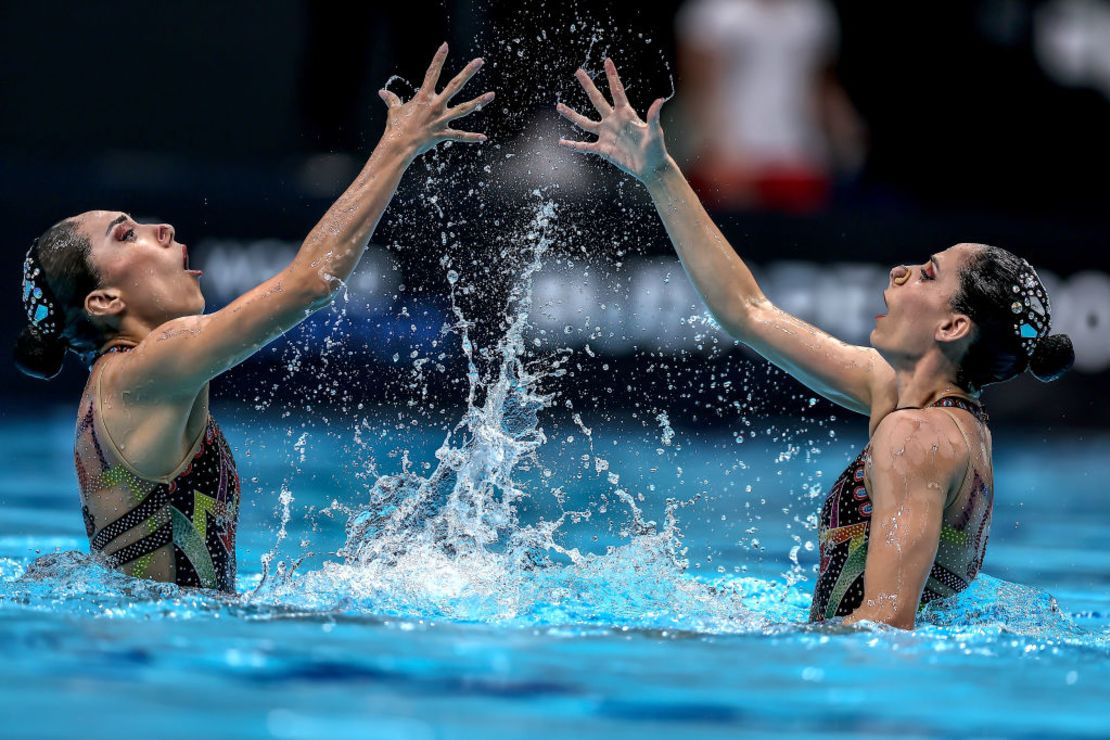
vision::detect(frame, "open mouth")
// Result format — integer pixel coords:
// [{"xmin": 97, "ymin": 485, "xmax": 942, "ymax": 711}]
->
[{"xmin": 183, "ymin": 245, "xmax": 204, "ymax": 278}]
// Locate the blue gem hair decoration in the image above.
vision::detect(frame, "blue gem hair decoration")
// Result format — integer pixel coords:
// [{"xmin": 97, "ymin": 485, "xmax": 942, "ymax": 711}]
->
[
  {"xmin": 22, "ymin": 243, "xmax": 60, "ymax": 337},
  {"xmin": 1010, "ymin": 259, "xmax": 1049, "ymax": 358}
]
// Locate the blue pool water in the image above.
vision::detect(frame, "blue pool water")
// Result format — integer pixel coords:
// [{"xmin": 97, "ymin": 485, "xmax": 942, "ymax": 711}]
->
[
  {"xmin": 3, "ymin": 207, "xmax": 1108, "ymax": 738},
  {"xmin": 2, "ymin": 403, "xmax": 1108, "ymax": 738}
]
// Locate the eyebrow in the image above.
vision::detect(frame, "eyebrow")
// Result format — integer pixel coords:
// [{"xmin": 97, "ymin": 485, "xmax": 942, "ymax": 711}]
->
[
  {"xmin": 929, "ymin": 255, "xmax": 940, "ymax": 272},
  {"xmin": 104, "ymin": 214, "xmax": 130, "ymax": 236}
]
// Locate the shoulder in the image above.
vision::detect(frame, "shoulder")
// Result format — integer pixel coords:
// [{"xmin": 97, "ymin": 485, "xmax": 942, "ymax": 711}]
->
[
  {"xmin": 106, "ymin": 315, "xmax": 212, "ymax": 401},
  {"xmin": 869, "ymin": 408, "xmax": 969, "ymax": 481},
  {"xmin": 128, "ymin": 315, "xmax": 211, "ymax": 364},
  {"xmin": 144, "ymin": 315, "xmax": 209, "ymax": 344}
]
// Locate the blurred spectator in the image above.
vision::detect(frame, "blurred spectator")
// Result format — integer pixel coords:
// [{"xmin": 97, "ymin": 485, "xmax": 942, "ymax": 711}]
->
[{"xmin": 675, "ymin": 0, "xmax": 866, "ymax": 212}]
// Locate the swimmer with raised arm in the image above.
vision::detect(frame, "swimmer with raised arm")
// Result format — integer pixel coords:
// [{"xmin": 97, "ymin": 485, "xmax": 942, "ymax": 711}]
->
[
  {"xmin": 15, "ymin": 44, "xmax": 493, "ymax": 592},
  {"xmin": 557, "ymin": 59, "xmax": 1075, "ymax": 629}
]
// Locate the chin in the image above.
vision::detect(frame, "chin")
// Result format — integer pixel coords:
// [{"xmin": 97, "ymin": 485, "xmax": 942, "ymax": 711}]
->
[
  {"xmin": 168, "ymin": 302, "xmax": 205, "ymax": 320},
  {"xmin": 188, "ymin": 293, "xmax": 206, "ymax": 315},
  {"xmin": 870, "ymin": 331, "xmax": 893, "ymax": 361}
]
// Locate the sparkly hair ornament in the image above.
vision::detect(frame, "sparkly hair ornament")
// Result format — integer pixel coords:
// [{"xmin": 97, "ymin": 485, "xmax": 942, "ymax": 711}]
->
[
  {"xmin": 1010, "ymin": 259, "xmax": 1049, "ymax": 358},
  {"xmin": 22, "ymin": 240, "xmax": 61, "ymax": 338}
]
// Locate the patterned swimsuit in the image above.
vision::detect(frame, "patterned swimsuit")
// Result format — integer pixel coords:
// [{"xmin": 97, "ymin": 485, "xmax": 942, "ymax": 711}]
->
[
  {"xmin": 74, "ymin": 347, "xmax": 241, "ymax": 592},
  {"xmin": 809, "ymin": 396, "xmax": 993, "ymax": 621}
]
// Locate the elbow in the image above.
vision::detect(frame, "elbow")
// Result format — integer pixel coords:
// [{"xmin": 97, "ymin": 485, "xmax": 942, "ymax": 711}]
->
[
  {"xmin": 716, "ymin": 295, "xmax": 769, "ymax": 342},
  {"xmin": 287, "ymin": 269, "xmax": 342, "ymax": 312},
  {"xmin": 305, "ymin": 279, "xmax": 340, "ymax": 311}
]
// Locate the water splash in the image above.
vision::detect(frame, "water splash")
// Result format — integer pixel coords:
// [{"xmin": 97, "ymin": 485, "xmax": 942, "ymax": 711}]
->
[
  {"xmin": 231, "ymin": 195, "xmax": 1108, "ymax": 640},
  {"xmin": 344, "ymin": 200, "xmax": 554, "ymax": 558},
  {"xmin": 238, "ymin": 197, "xmax": 754, "ymax": 631}
]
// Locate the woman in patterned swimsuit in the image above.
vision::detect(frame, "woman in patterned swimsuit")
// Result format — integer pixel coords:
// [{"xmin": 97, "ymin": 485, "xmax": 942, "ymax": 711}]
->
[
  {"xmin": 557, "ymin": 59, "xmax": 1076, "ymax": 628},
  {"xmin": 14, "ymin": 45, "xmax": 492, "ymax": 593}
]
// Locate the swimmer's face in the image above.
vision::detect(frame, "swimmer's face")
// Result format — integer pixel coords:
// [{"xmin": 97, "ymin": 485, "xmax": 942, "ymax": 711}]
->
[
  {"xmin": 870, "ymin": 243, "xmax": 978, "ymax": 363},
  {"xmin": 77, "ymin": 210, "xmax": 204, "ymax": 330}
]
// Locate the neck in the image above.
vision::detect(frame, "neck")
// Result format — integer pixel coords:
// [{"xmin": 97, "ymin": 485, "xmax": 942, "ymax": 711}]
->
[{"xmin": 890, "ymin": 349, "xmax": 975, "ymax": 409}]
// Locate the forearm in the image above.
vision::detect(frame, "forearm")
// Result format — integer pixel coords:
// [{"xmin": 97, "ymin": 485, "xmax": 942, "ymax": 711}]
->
[
  {"xmin": 643, "ymin": 157, "xmax": 767, "ymax": 336},
  {"xmin": 287, "ymin": 137, "xmax": 416, "ymax": 298}
]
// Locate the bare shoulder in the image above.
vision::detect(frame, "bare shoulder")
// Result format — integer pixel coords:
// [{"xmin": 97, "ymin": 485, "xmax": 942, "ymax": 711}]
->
[
  {"xmin": 106, "ymin": 314, "xmax": 211, "ymax": 402},
  {"xmin": 141, "ymin": 314, "xmax": 209, "ymax": 348},
  {"xmin": 869, "ymin": 408, "xmax": 969, "ymax": 479}
]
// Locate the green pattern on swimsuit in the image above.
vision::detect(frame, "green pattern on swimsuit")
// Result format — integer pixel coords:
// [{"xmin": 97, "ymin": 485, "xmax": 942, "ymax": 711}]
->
[
  {"xmin": 171, "ymin": 507, "xmax": 217, "ymax": 588},
  {"xmin": 824, "ymin": 536, "xmax": 869, "ymax": 620}
]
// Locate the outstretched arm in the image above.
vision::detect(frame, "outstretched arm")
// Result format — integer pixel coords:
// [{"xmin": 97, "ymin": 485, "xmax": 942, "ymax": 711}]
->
[
  {"xmin": 557, "ymin": 59, "xmax": 891, "ymax": 415},
  {"xmin": 122, "ymin": 44, "xmax": 493, "ymax": 399}
]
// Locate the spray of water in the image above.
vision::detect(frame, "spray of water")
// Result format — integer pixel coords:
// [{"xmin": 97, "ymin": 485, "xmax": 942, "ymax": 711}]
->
[{"xmin": 240, "ymin": 196, "xmax": 762, "ymax": 631}]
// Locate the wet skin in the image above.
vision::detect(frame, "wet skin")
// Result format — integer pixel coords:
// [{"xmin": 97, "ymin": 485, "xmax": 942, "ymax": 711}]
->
[
  {"xmin": 558, "ymin": 58, "xmax": 993, "ymax": 628},
  {"xmin": 67, "ymin": 43, "xmax": 493, "ymax": 492}
]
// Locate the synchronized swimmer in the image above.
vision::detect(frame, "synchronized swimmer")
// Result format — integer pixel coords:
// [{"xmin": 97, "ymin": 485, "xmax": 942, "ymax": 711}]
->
[
  {"xmin": 17, "ymin": 44, "xmax": 491, "ymax": 592},
  {"xmin": 17, "ymin": 47, "xmax": 1073, "ymax": 628}
]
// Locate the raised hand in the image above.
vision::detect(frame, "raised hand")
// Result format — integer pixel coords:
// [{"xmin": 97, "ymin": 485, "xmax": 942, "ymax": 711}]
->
[
  {"xmin": 557, "ymin": 58, "xmax": 670, "ymax": 181},
  {"xmin": 378, "ymin": 42, "xmax": 495, "ymax": 157}
]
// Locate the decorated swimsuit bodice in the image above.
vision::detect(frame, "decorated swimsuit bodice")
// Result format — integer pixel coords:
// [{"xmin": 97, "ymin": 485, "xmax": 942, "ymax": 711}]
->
[
  {"xmin": 809, "ymin": 397, "xmax": 993, "ymax": 622},
  {"xmin": 74, "ymin": 350, "xmax": 240, "ymax": 592}
]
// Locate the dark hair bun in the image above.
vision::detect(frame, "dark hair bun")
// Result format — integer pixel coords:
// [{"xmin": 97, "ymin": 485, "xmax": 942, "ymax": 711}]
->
[
  {"xmin": 13, "ymin": 324, "xmax": 68, "ymax": 380},
  {"xmin": 1029, "ymin": 333, "xmax": 1074, "ymax": 383}
]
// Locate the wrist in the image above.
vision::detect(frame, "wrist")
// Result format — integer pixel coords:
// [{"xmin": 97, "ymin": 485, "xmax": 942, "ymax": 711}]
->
[
  {"xmin": 642, "ymin": 155, "xmax": 681, "ymax": 193},
  {"xmin": 372, "ymin": 131, "xmax": 420, "ymax": 169}
]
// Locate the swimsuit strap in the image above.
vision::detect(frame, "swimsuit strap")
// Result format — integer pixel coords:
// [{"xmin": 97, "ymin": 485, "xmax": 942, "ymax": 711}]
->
[
  {"xmin": 97, "ymin": 343, "xmax": 136, "ymax": 359},
  {"xmin": 934, "ymin": 406, "xmax": 977, "ymax": 509},
  {"xmin": 896, "ymin": 396, "xmax": 989, "ymax": 425},
  {"xmin": 928, "ymin": 395, "xmax": 990, "ymax": 426}
]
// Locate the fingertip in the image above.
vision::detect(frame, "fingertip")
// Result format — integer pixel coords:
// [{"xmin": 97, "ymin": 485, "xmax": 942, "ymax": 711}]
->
[{"xmin": 439, "ymin": 42, "xmax": 448, "ymax": 52}]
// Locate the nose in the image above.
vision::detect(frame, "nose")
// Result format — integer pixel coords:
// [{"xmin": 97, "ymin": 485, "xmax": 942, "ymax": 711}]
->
[
  {"xmin": 156, "ymin": 223, "xmax": 175, "ymax": 246},
  {"xmin": 889, "ymin": 264, "xmax": 910, "ymax": 286}
]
